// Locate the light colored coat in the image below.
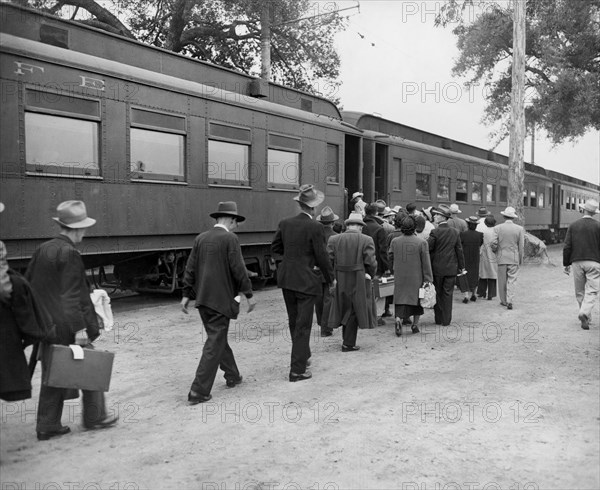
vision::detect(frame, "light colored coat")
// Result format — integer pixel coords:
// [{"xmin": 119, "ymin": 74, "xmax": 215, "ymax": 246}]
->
[
  {"xmin": 479, "ymin": 225, "xmax": 498, "ymax": 279},
  {"xmin": 491, "ymin": 220, "xmax": 525, "ymax": 265}
]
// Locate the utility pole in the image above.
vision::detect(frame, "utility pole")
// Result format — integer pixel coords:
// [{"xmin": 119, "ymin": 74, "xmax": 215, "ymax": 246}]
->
[
  {"xmin": 508, "ymin": 0, "xmax": 526, "ymax": 224},
  {"xmin": 260, "ymin": 2, "xmax": 271, "ymax": 80}
]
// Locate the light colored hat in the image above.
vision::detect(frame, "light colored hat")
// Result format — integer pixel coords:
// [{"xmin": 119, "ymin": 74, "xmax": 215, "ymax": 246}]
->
[
  {"xmin": 466, "ymin": 216, "xmax": 479, "ymax": 224},
  {"xmin": 317, "ymin": 206, "xmax": 339, "ymax": 223},
  {"xmin": 53, "ymin": 201, "xmax": 96, "ymax": 229},
  {"xmin": 449, "ymin": 203, "xmax": 462, "ymax": 214},
  {"xmin": 500, "ymin": 206, "xmax": 518, "ymax": 219},
  {"xmin": 210, "ymin": 201, "xmax": 246, "ymax": 222},
  {"xmin": 351, "ymin": 191, "xmax": 364, "ymax": 200},
  {"xmin": 432, "ymin": 204, "xmax": 451, "ymax": 219},
  {"xmin": 383, "ymin": 207, "xmax": 397, "ymax": 218},
  {"xmin": 0, "ymin": 202, "xmax": 4, "ymax": 213},
  {"xmin": 345, "ymin": 212, "xmax": 366, "ymax": 227},
  {"xmin": 393, "ymin": 205, "xmax": 402, "ymax": 213},
  {"xmin": 294, "ymin": 184, "xmax": 325, "ymax": 208},
  {"xmin": 375, "ymin": 199, "xmax": 386, "ymax": 212},
  {"xmin": 579, "ymin": 199, "xmax": 600, "ymax": 214},
  {"xmin": 477, "ymin": 206, "xmax": 490, "ymax": 217}
]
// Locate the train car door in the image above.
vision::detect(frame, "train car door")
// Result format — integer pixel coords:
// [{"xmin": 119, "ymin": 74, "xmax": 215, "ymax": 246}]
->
[
  {"xmin": 551, "ymin": 183, "xmax": 561, "ymax": 241},
  {"xmin": 344, "ymin": 134, "xmax": 362, "ymax": 214},
  {"xmin": 375, "ymin": 143, "xmax": 389, "ymax": 203}
]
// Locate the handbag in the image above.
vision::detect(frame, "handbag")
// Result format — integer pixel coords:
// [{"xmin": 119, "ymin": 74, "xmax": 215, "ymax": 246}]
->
[
  {"xmin": 456, "ymin": 270, "xmax": 470, "ymax": 293},
  {"xmin": 420, "ymin": 281, "xmax": 436, "ymax": 308}
]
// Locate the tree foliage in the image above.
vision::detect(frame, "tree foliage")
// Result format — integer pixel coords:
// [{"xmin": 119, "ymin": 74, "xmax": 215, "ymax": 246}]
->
[
  {"xmin": 23, "ymin": 0, "xmax": 348, "ymax": 101},
  {"xmin": 437, "ymin": 0, "xmax": 600, "ymax": 145}
]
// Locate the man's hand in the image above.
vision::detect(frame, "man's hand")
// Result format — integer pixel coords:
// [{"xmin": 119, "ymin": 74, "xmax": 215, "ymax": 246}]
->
[
  {"xmin": 563, "ymin": 266, "xmax": 570, "ymax": 276},
  {"xmin": 75, "ymin": 329, "xmax": 89, "ymax": 346},
  {"xmin": 329, "ymin": 279, "xmax": 337, "ymax": 293},
  {"xmin": 181, "ymin": 296, "xmax": 191, "ymax": 314},
  {"xmin": 246, "ymin": 296, "xmax": 256, "ymax": 313}
]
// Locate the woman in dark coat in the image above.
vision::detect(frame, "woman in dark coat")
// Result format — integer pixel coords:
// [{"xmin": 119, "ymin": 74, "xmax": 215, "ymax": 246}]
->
[
  {"xmin": 388, "ymin": 216, "xmax": 433, "ymax": 336},
  {"xmin": 459, "ymin": 216, "xmax": 484, "ymax": 303}
]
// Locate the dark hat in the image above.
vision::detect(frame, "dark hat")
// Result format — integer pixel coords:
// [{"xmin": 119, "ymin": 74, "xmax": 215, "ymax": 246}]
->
[
  {"xmin": 345, "ymin": 212, "xmax": 366, "ymax": 227},
  {"xmin": 432, "ymin": 204, "xmax": 451, "ymax": 219},
  {"xmin": 294, "ymin": 184, "xmax": 325, "ymax": 208},
  {"xmin": 210, "ymin": 201, "xmax": 246, "ymax": 222},
  {"xmin": 477, "ymin": 206, "xmax": 490, "ymax": 217},
  {"xmin": 317, "ymin": 206, "xmax": 339, "ymax": 223},
  {"xmin": 466, "ymin": 215, "xmax": 479, "ymax": 224},
  {"xmin": 52, "ymin": 200, "xmax": 96, "ymax": 229}
]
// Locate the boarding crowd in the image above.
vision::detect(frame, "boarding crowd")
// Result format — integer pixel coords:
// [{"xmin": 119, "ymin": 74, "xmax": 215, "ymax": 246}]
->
[{"xmin": 0, "ymin": 189, "xmax": 598, "ymax": 439}]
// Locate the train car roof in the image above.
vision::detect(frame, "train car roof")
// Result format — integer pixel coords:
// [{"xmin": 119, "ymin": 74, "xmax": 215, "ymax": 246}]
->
[
  {"xmin": 343, "ymin": 111, "xmax": 600, "ymax": 192},
  {"xmin": 1, "ymin": 32, "xmax": 359, "ymax": 135},
  {"xmin": 0, "ymin": 3, "xmax": 342, "ymax": 119}
]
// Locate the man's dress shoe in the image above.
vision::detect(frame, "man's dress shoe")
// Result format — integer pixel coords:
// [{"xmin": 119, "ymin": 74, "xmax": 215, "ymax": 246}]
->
[
  {"xmin": 37, "ymin": 426, "xmax": 70, "ymax": 441},
  {"xmin": 226, "ymin": 376, "xmax": 243, "ymax": 388},
  {"xmin": 342, "ymin": 345, "xmax": 360, "ymax": 352},
  {"xmin": 289, "ymin": 370, "xmax": 312, "ymax": 382},
  {"xmin": 579, "ymin": 313, "xmax": 590, "ymax": 330},
  {"xmin": 188, "ymin": 391, "xmax": 212, "ymax": 404},
  {"xmin": 84, "ymin": 414, "xmax": 119, "ymax": 431}
]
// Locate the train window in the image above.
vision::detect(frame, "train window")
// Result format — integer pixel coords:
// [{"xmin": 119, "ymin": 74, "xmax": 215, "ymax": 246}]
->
[
  {"xmin": 561, "ymin": 190, "xmax": 564, "ymax": 206},
  {"xmin": 326, "ymin": 144, "xmax": 339, "ymax": 183},
  {"xmin": 416, "ymin": 173, "xmax": 431, "ymax": 200},
  {"xmin": 437, "ymin": 176, "xmax": 449, "ymax": 201},
  {"xmin": 500, "ymin": 185, "xmax": 508, "ymax": 203},
  {"xmin": 471, "ymin": 182, "xmax": 483, "ymax": 202},
  {"xmin": 25, "ymin": 112, "xmax": 99, "ymax": 176},
  {"xmin": 392, "ymin": 158, "xmax": 402, "ymax": 190},
  {"xmin": 208, "ymin": 140, "xmax": 250, "ymax": 186},
  {"xmin": 131, "ymin": 129, "xmax": 185, "ymax": 180},
  {"xmin": 530, "ymin": 190, "xmax": 537, "ymax": 207},
  {"xmin": 26, "ymin": 90, "xmax": 100, "ymax": 118},
  {"xmin": 486, "ymin": 184, "xmax": 496, "ymax": 203},
  {"xmin": 132, "ymin": 109, "xmax": 186, "ymax": 132},
  {"xmin": 211, "ymin": 123, "xmax": 251, "ymax": 143},
  {"xmin": 455, "ymin": 179, "xmax": 468, "ymax": 202},
  {"xmin": 538, "ymin": 191, "xmax": 545, "ymax": 208},
  {"xmin": 268, "ymin": 149, "xmax": 300, "ymax": 188},
  {"xmin": 523, "ymin": 190, "xmax": 528, "ymax": 207}
]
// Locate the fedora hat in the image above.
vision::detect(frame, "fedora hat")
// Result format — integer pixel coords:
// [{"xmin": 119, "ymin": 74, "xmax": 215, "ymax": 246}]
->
[
  {"xmin": 466, "ymin": 215, "xmax": 479, "ymax": 224},
  {"xmin": 209, "ymin": 201, "xmax": 246, "ymax": 222},
  {"xmin": 500, "ymin": 206, "xmax": 518, "ymax": 219},
  {"xmin": 375, "ymin": 199, "xmax": 386, "ymax": 211},
  {"xmin": 294, "ymin": 184, "xmax": 325, "ymax": 208},
  {"xmin": 317, "ymin": 206, "xmax": 339, "ymax": 223},
  {"xmin": 345, "ymin": 212, "xmax": 366, "ymax": 227},
  {"xmin": 449, "ymin": 203, "xmax": 462, "ymax": 214},
  {"xmin": 351, "ymin": 191, "xmax": 364, "ymax": 200},
  {"xmin": 579, "ymin": 198, "xmax": 600, "ymax": 214},
  {"xmin": 52, "ymin": 200, "xmax": 96, "ymax": 229},
  {"xmin": 432, "ymin": 204, "xmax": 451, "ymax": 219},
  {"xmin": 477, "ymin": 206, "xmax": 490, "ymax": 217}
]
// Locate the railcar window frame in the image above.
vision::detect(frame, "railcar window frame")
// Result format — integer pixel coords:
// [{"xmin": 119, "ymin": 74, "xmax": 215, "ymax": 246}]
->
[
  {"xmin": 455, "ymin": 179, "xmax": 468, "ymax": 203},
  {"xmin": 437, "ymin": 175, "xmax": 450, "ymax": 201},
  {"xmin": 326, "ymin": 143, "xmax": 340, "ymax": 184},
  {"xmin": 129, "ymin": 107, "xmax": 187, "ymax": 183},
  {"xmin": 530, "ymin": 189, "xmax": 537, "ymax": 208},
  {"xmin": 24, "ymin": 88, "xmax": 101, "ymax": 178},
  {"xmin": 415, "ymin": 172, "xmax": 431, "ymax": 200},
  {"xmin": 206, "ymin": 121, "xmax": 252, "ymax": 187},
  {"xmin": 486, "ymin": 183, "xmax": 496, "ymax": 204},
  {"xmin": 500, "ymin": 185, "xmax": 508, "ymax": 204},
  {"xmin": 267, "ymin": 132, "xmax": 302, "ymax": 190},
  {"xmin": 471, "ymin": 181, "xmax": 483, "ymax": 203},
  {"xmin": 392, "ymin": 157, "xmax": 402, "ymax": 191}
]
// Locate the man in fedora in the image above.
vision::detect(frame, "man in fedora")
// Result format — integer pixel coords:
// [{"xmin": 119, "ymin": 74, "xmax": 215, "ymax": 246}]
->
[
  {"xmin": 563, "ymin": 198, "xmax": 600, "ymax": 330},
  {"xmin": 315, "ymin": 206, "xmax": 339, "ymax": 337},
  {"xmin": 181, "ymin": 201, "xmax": 256, "ymax": 403},
  {"xmin": 271, "ymin": 185, "xmax": 334, "ymax": 381},
  {"xmin": 427, "ymin": 204, "xmax": 466, "ymax": 326},
  {"xmin": 327, "ymin": 212, "xmax": 377, "ymax": 351},
  {"xmin": 26, "ymin": 201, "xmax": 118, "ymax": 440},
  {"xmin": 447, "ymin": 203, "xmax": 468, "ymax": 233},
  {"xmin": 491, "ymin": 206, "xmax": 524, "ymax": 310}
]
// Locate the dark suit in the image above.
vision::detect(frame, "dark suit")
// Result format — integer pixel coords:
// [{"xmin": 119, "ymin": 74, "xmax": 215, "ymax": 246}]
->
[
  {"xmin": 428, "ymin": 223, "xmax": 465, "ymax": 326},
  {"xmin": 271, "ymin": 213, "xmax": 333, "ymax": 374},
  {"xmin": 26, "ymin": 235, "xmax": 106, "ymax": 431},
  {"xmin": 183, "ymin": 225, "xmax": 253, "ymax": 396}
]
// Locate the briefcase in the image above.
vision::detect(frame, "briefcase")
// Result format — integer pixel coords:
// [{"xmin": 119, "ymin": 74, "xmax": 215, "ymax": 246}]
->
[
  {"xmin": 374, "ymin": 276, "xmax": 394, "ymax": 298},
  {"xmin": 42, "ymin": 344, "xmax": 115, "ymax": 392}
]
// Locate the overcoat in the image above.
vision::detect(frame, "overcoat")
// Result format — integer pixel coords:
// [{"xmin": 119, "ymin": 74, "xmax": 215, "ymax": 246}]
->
[
  {"xmin": 460, "ymin": 229, "xmax": 484, "ymax": 289},
  {"xmin": 183, "ymin": 226, "xmax": 253, "ymax": 319},
  {"xmin": 479, "ymin": 226, "xmax": 498, "ymax": 279},
  {"xmin": 0, "ymin": 270, "xmax": 54, "ymax": 401},
  {"xmin": 389, "ymin": 234, "xmax": 433, "ymax": 305},
  {"xmin": 271, "ymin": 213, "xmax": 333, "ymax": 295},
  {"xmin": 326, "ymin": 230, "xmax": 377, "ymax": 329},
  {"xmin": 427, "ymin": 223, "xmax": 466, "ymax": 277},
  {"xmin": 25, "ymin": 235, "xmax": 99, "ymax": 345},
  {"xmin": 362, "ymin": 216, "xmax": 389, "ymax": 275}
]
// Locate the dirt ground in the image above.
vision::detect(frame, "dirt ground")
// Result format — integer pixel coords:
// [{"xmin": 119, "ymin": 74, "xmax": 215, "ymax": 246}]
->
[{"xmin": 1, "ymin": 244, "xmax": 599, "ymax": 490}]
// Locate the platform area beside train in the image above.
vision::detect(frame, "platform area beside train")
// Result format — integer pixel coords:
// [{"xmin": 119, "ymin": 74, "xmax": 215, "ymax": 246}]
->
[{"xmin": 1, "ymin": 245, "xmax": 598, "ymax": 490}]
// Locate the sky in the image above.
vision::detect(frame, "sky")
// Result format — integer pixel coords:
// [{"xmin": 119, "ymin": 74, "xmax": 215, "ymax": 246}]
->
[{"xmin": 330, "ymin": 0, "xmax": 600, "ymax": 185}]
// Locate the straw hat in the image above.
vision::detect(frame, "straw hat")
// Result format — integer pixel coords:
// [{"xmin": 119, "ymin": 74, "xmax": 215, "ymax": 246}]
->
[
  {"xmin": 351, "ymin": 191, "xmax": 364, "ymax": 200},
  {"xmin": 500, "ymin": 206, "xmax": 518, "ymax": 219},
  {"xmin": 449, "ymin": 203, "xmax": 462, "ymax": 214},
  {"xmin": 579, "ymin": 199, "xmax": 600, "ymax": 214}
]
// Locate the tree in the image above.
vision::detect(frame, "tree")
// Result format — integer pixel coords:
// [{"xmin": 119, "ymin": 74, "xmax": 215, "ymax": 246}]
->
[
  {"xmin": 24, "ymin": 0, "xmax": 348, "ymax": 101},
  {"xmin": 437, "ymin": 0, "xmax": 600, "ymax": 146}
]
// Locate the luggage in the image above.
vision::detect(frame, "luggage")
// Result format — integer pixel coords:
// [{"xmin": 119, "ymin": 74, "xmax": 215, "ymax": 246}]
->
[
  {"xmin": 373, "ymin": 276, "xmax": 394, "ymax": 298},
  {"xmin": 456, "ymin": 270, "xmax": 470, "ymax": 293},
  {"xmin": 42, "ymin": 344, "xmax": 114, "ymax": 392}
]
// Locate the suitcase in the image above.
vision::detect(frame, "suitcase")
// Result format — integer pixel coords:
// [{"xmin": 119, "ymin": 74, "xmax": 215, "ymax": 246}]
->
[
  {"xmin": 42, "ymin": 344, "xmax": 115, "ymax": 392},
  {"xmin": 374, "ymin": 276, "xmax": 394, "ymax": 298}
]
